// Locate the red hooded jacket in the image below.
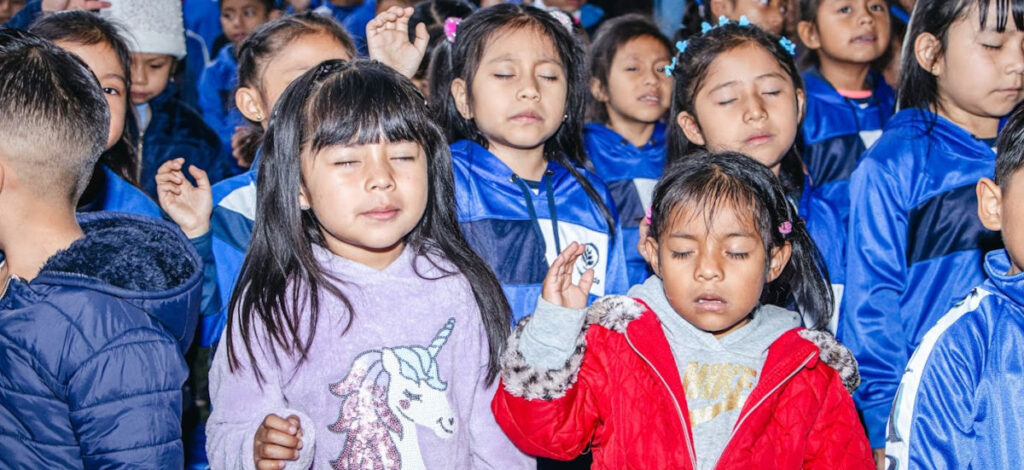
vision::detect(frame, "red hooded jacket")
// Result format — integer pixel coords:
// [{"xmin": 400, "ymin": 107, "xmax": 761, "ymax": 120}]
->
[{"xmin": 492, "ymin": 296, "xmax": 873, "ymax": 469}]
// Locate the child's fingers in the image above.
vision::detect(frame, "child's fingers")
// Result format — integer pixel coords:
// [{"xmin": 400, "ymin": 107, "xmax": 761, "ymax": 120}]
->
[
  {"xmin": 261, "ymin": 414, "xmax": 298, "ymax": 434},
  {"xmin": 578, "ymin": 268, "xmax": 595, "ymax": 294},
  {"xmin": 255, "ymin": 458, "xmax": 287, "ymax": 470},
  {"xmin": 413, "ymin": 22, "xmax": 429, "ymax": 51},
  {"xmin": 154, "ymin": 172, "xmax": 184, "ymax": 186},
  {"xmin": 156, "ymin": 158, "xmax": 185, "ymax": 175},
  {"xmin": 257, "ymin": 442, "xmax": 299, "ymax": 460},
  {"xmin": 262, "ymin": 428, "xmax": 302, "ymax": 449},
  {"xmin": 187, "ymin": 165, "xmax": 211, "ymax": 190}
]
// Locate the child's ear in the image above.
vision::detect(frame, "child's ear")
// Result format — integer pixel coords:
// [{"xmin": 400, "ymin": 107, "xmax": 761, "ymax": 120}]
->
[
  {"xmin": 795, "ymin": 87, "xmax": 806, "ymax": 124},
  {"xmin": 767, "ymin": 242, "xmax": 793, "ymax": 282},
  {"xmin": 450, "ymin": 78, "xmax": 474, "ymax": 119},
  {"xmin": 914, "ymin": 32, "xmax": 944, "ymax": 76},
  {"xmin": 235, "ymin": 86, "xmax": 267, "ymax": 126},
  {"xmin": 977, "ymin": 177, "xmax": 1003, "ymax": 232},
  {"xmin": 796, "ymin": 21, "xmax": 820, "ymax": 51},
  {"xmin": 708, "ymin": 0, "xmax": 732, "ymax": 18},
  {"xmin": 589, "ymin": 77, "xmax": 609, "ymax": 103},
  {"xmin": 676, "ymin": 111, "xmax": 706, "ymax": 146},
  {"xmin": 643, "ymin": 236, "xmax": 662, "ymax": 276}
]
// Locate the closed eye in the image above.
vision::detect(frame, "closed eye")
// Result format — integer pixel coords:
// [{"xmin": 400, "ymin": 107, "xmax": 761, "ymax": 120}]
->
[
  {"xmin": 726, "ymin": 252, "xmax": 750, "ymax": 260},
  {"xmin": 671, "ymin": 251, "xmax": 692, "ymax": 259}
]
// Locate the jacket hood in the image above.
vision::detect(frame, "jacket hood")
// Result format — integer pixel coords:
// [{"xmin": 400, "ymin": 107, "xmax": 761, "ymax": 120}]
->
[{"xmin": 33, "ymin": 212, "xmax": 202, "ymax": 352}]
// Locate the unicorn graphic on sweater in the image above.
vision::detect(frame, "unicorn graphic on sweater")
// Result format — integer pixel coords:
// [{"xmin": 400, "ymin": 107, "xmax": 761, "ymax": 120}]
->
[{"xmin": 327, "ymin": 318, "xmax": 457, "ymax": 470}]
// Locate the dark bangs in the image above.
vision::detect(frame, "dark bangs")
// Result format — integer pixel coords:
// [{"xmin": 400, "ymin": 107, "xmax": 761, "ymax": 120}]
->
[{"xmin": 304, "ymin": 62, "xmax": 438, "ymax": 155}]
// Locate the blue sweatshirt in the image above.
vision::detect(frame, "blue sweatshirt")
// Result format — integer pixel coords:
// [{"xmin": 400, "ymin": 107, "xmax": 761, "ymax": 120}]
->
[
  {"xmin": 801, "ymin": 67, "xmax": 895, "ymax": 231},
  {"xmin": 139, "ymin": 89, "xmax": 232, "ymax": 199},
  {"xmin": 840, "ymin": 108, "xmax": 1001, "ymax": 448},
  {"xmin": 451, "ymin": 139, "xmax": 630, "ymax": 324},
  {"xmin": 584, "ymin": 122, "xmax": 666, "ymax": 286},
  {"xmin": 198, "ymin": 44, "xmax": 244, "ymax": 165},
  {"xmin": 887, "ymin": 249, "xmax": 1024, "ymax": 469},
  {"xmin": 78, "ymin": 164, "xmax": 163, "ymax": 219},
  {"xmin": 312, "ymin": 0, "xmax": 375, "ymax": 56},
  {"xmin": 196, "ymin": 153, "xmax": 260, "ymax": 348}
]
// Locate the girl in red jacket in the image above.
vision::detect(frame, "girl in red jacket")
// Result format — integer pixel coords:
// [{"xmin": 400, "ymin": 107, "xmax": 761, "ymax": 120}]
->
[{"xmin": 492, "ymin": 150, "xmax": 873, "ymax": 469}]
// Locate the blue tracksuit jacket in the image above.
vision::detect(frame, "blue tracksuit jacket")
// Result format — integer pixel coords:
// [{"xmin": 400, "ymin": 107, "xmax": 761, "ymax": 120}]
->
[
  {"xmin": 583, "ymin": 122, "xmax": 666, "ymax": 286},
  {"xmin": 886, "ymin": 249, "xmax": 1024, "ymax": 469},
  {"xmin": 451, "ymin": 139, "xmax": 629, "ymax": 323},
  {"xmin": 840, "ymin": 108, "xmax": 1002, "ymax": 448}
]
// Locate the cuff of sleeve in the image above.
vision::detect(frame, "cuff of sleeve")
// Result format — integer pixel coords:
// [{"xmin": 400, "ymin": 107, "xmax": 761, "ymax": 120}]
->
[{"xmin": 519, "ymin": 297, "xmax": 587, "ymax": 370}]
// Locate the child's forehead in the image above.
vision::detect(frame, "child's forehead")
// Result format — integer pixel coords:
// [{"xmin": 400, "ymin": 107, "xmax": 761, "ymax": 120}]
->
[
  {"xmin": 482, "ymin": 25, "xmax": 562, "ymax": 62},
  {"xmin": 665, "ymin": 197, "xmax": 761, "ymax": 235},
  {"xmin": 221, "ymin": 0, "xmax": 268, "ymax": 10}
]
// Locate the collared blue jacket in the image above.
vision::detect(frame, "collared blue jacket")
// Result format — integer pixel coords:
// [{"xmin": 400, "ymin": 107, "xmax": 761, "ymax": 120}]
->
[
  {"xmin": 198, "ymin": 44, "xmax": 244, "ymax": 165},
  {"xmin": 840, "ymin": 108, "xmax": 1001, "ymax": 448},
  {"xmin": 887, "ymin": 249, "xmax": 1024, "ymax": 469},
  {"xmin": 0, "ymin": 212, "xmax": 202, "ymax": 468},
  {"xmin": 451, "ymin": 139, "xmax": 629, "ymax": 323},
  {"xmin": 140, "ymin": 89, "xmax": 232, "ymax": 199},
  {"xmin": 78, "ymin": 164, "xmax": 163, "ymax": 219},
  {"xmin": 801, "ymin": 67, "xmax": 894, "ymax": 229},
  {"xmin": 583, "ymin": 122, "xmax": 666, "ymax": 286}
]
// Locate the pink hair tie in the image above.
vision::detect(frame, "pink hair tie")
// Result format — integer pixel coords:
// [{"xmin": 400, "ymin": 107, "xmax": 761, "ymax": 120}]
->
[
  {"xmin": 645, "ymin": 206, "xmax": 652, "ymax": 225},
  {"xmin": 444, "ymin": 17, "xmax": 461, "ymax": 43},
  {"xmin": 778, "ymin": 221, "xmax": 793, "ymax": 236}
]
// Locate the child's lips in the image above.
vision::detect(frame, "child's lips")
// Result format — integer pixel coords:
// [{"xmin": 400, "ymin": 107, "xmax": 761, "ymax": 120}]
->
[
  {"xmin": 638, "ymin": 94, "xmax": 662, "ymax": 105},
  {"xmin": 851, "ymin": 34, "xmax": 877, "ymax": 44},
  {"xmin": 694, "ymin": 294, "xmax": 727, "ymax": 312},
  {"xmin": 362, "ymin": 206, "xmax": 400, "ymax": 221},
  {"xmin": 510, "ymin": 111, "xmax": 543, "ymax": 123},
  {"xmin": 745, "ymin": 133, "xmax": 773, "ymax": 146}
]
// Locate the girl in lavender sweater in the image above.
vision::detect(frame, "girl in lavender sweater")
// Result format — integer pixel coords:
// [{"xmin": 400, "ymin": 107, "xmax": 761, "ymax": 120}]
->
[{"xmin": 204, "ymin": 59, "xmax": 532, "ymax": 470}]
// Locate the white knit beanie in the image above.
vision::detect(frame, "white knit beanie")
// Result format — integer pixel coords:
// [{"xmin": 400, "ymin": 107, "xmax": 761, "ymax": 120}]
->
[{"xmin": 101, "ymin": 0, "xmax": 186, "ymax": 59}]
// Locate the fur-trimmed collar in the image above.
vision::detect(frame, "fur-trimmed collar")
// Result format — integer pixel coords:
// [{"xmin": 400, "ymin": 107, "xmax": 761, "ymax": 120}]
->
[{"xmin": 32, "ymin": 212, "xmax": 202, "ymax": 351}]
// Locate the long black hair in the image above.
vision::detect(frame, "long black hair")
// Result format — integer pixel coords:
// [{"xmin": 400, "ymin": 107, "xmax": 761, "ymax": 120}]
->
[
  {"xmin": 666, "ymin": 22, "xmax": 807, "ymax": 201},
  {"xmin": 586, "ymin": 13, "xmax": 672, "ymax": 123},
  {"xmin": 30, "ymin": 11, "xmax": 141, "ymax": 193},
  {"xmin": 649, "ymin": 150, "xmax": 833, "ymax": 329},
  {"xmin": 898, "ymin": 0, "xmax": 1024, "ymax": 111},
  {"xmin": 228, "ymin": 59, "xmax": 511, "ymax": 383},
  {"xmin": 429, "ymin": 3, "xmax": 616, "ymax": 238},
  {"xmin": 232, "ymin": 12, "xmax": 358, "ymax": 165}
]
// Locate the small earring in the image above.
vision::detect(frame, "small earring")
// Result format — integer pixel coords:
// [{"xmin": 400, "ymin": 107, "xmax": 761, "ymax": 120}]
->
[
  {"xmin": 255, "ymin": 114, "xmax": 264, "ymax": 122},
  {"xmin": 300, "ymin": 203, "xmax": 310, "ymax": 210},
  {"xmin": 563, "ymin": 114, "xmax": 568, "ymax": 121}
]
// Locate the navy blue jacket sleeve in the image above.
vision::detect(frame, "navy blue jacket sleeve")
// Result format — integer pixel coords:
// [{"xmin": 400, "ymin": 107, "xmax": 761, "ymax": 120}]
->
[{"xmin": 842, "ymin": 155, "xmax": 909, "ymax": 448}]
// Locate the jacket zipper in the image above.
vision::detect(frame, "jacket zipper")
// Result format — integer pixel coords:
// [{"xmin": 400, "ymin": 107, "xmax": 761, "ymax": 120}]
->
[
  {"xmin": 714, "ymin": 351, "xmax": 816, "ymax": 469},
  {"xmin": 624, "ymin": 331, "xmax": 698, "ymax": 469}
]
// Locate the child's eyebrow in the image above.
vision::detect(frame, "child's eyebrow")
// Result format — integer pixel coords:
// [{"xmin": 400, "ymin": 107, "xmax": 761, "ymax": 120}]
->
[
  {"xmin": 486, "ymin": 54, "xmax": 563, "ymax": 67},
  {"xmin": 101, "ymin": 72, "xmax": 127, "ymax": 85}
]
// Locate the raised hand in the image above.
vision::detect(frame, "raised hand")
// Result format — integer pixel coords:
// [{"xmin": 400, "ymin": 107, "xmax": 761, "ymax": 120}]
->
[
  {"xmin": 254, "ymin": 414, "xmax": 303, "ymax": 470},
  {"xmin": 542, "ymin": 242, "xmax": 595, "ymax": 310},
  {"xmin": 155, "ymin": 158, "xmax": 212, "ymax": 239},
  {"xmin": 366, "ymin": 6, "xmax": 429, "ymax": 79}
]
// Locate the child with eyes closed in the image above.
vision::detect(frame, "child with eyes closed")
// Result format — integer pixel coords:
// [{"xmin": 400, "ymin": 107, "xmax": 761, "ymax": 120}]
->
[
  {"xmin": 430, "ymin": 4, "xmax": 630, "ymax": 324},
  {"xmin": 492, "ymin": 150, "xmax": 872, "ymax": 470},
  {"xmin": 203, "ymin": 59, "xmax": 532, "ymax": 470},
  {"xmin": 664, "ymin": 18, "xmax": 844, "ymax": 331},
  {"xmin": 840, "ymin": 0, "xmax": 1024, "ymax": 464}
]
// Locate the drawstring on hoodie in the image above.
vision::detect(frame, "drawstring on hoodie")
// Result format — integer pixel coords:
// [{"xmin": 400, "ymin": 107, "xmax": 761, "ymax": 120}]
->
[{"xmin": 511, "ymin": 171, "xmax": 562, "ymax": 255}]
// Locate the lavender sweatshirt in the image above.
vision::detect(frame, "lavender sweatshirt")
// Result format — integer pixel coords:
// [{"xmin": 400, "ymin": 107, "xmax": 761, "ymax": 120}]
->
[{"xmin": 206, "ymin": 245, "xmax": 532, "ymax": 469}]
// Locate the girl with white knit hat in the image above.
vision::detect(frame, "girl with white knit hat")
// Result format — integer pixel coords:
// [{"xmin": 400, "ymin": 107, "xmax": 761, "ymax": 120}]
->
[{"xmin": 102, "ymin": 0, "xmax": 232, "ymax": 200}]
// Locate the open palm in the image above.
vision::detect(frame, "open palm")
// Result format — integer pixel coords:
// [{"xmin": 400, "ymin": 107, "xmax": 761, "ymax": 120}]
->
[
  {"xmin": 542, "ymin": 242, "xmax": 595, "ymax": 310},
  {"xmin": 155, "ymin": 158, "xmax": 212, "ymax": 239},
  {"xmin": 367, "ymin": 6, "xmax": 428, "ymax": 79}
]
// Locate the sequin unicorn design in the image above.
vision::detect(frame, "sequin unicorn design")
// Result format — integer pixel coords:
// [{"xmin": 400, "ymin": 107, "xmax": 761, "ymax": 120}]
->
[{"xmin": 328, "ymin": 318, "xmax": 457, "ymax": 469}]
